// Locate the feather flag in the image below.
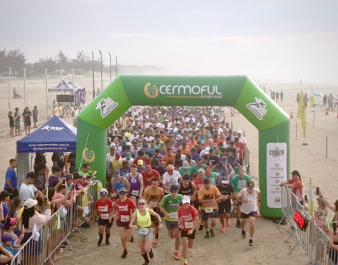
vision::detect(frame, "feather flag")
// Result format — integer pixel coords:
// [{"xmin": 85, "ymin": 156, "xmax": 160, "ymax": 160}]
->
[{"xmin": 308, "ymin": 178, "xmax": 315, "ymax": 218}]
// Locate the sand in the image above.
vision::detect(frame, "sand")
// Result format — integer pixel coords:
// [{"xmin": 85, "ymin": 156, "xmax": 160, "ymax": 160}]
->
[{"xmin": 0, "ymin": 74, "xmax": 337, "ymax": 265}]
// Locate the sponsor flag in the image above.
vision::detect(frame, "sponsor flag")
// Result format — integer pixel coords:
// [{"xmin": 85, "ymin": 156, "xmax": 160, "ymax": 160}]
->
[
  {"xmin": 297, "ymin": 91, "xmax": 306, "ymax": 138},
  {"xmin": 308, "ymin": 178, "xmax": 315, "ymax": 218}
]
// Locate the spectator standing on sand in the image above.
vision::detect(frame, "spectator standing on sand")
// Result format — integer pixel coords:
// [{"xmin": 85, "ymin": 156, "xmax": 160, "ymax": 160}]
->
[
  {"xmin": 22, "ymin": 107, "xmax": 32, "ymax": 135},
  {"xmin": 14, "ymin": 107, "xmax": 21, "ymax": 136},
  {"xmin": 32, "ymin": 106, "xmax": 38, "ymax": 128}
]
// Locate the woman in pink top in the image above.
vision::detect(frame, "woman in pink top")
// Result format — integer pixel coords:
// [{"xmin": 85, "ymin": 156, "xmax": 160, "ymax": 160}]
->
[{"xmin": 280, "ymin": 170, "xmax": 303, "ymax": 205}]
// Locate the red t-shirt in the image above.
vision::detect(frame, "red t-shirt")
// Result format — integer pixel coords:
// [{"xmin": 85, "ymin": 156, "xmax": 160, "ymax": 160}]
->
[
  {"xmin": 287, "ymin": 179, "xmax": 303, "ymax": 201},
  {"xmin": 235, "ymin": 142, "xmax": 245, "ymax": 159},
  {"xmin": 178, "ymin": 205, "xmax": 199, "ymax": 231},
  {"xmin": 141, "ymin": 169, "xmax": 160, "ymax": 188},
  {"xmin": 192, "ymin": 178, "xmax": 205, "ymax": 200},
  {"xmin": 95, "ymin": 198, "xmax": 114, "ymax": 220},
  {"xmin": 115, "ymin": 198, "xmax": 136, "ymax": 222}
]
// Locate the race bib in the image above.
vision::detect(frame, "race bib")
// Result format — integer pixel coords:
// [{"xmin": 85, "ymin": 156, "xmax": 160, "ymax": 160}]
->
[
  {"xmin": 170, "ymin": 212, "xmax": 178, "ymax": 220},
  {"xmin": 121, "ymin": 215, "xmax": 130, "ymax": 222},
  {"xmin": 184, "ymin": 221, "xmax": 194, "ymax": 229},
  {"xmin": 101, "ymin": 213, "xmax": 109, "ymax": 220},
  {"xmin": 205, "ymin": 207, "xmax": 213, "ymax": 213},
  {"xmin": 248, "ymin": 198, "xmax": 254, "ymax": 204},
  {"xmin": 139, "ymin": 227, "xmax": 149, "ymax": 235},
  {"xmin": 131, "ymin": 190, "xmax": 139, "ymax": 196},
  {"xmin": 149, "ymin": 201, "xmax": 158, "ymax": 208}
]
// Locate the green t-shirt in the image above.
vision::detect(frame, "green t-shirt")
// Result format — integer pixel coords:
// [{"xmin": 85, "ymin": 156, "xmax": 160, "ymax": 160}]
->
[
  {"xmin": 160, "ymin": 194, "xmax": 183, "ymax": 221},
  {"xmin": 178, "ymin": 167, "xmax": 193, "ymax": 177},
  {"xmin": 78, "ymin": 170, "xmax": 94, "ymax": 177},
  {"xmin": 192, "ymin": 164, "xmax": 207, "ymax": 177},
  {"xmin": 204, "ymin": 172, "xmax": 219, "ymax": 186},
  {"xmin": 199, "ymin": 136, "xmax": 206, "ymax": 144},
  {"xmin": 230, "ymin": 174, "xmax": 252, "ymax": 193}
]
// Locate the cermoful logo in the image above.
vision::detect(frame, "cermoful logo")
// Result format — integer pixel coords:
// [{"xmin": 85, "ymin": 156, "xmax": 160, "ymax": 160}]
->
[
  {"xmin": 269, "ymin": 147, "xmax": 285, "ymax": 157},
  {"xmin": 41, "ymin": 125, "xmax": 64, "ymax": 132},
  {"xmin": 95, "ymin": 97, "xmax": 118, "ymax": 118},
  {"xmin": 144, "ymin": 83, "xmax": 222, "ymax": 99},
  {"xmin": 246, "ymin": 97, "xmax": 267, "ymax": 120}
]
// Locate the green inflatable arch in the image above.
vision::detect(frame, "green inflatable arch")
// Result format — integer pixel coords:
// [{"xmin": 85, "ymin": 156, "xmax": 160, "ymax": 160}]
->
[{"xmin": 76, "ymin": 75, "xmax": 290, "ymax": 219}]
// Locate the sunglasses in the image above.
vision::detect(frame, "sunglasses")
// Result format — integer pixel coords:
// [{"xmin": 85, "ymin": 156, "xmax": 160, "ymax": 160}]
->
[{"xmin": 138, "ymin": 202, "xmax": 145, "ymax": 206}]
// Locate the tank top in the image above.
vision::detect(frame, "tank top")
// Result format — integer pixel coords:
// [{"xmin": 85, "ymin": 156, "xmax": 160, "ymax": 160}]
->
[
  {"xmin": 179, "ymin": 182, "xmax": 193, "ymax": 196},
  {"xmin": 136, "ymin": 208, "xmax": 151, "ymax": 227},
  {"xmin": 128, "ymin": 173, "xmax": 141, "ymax": 197},
  {"xmin": 240, "ymin": 188, "xmax": 258, "ymax": 214},
  {"xmin": 113, "ymin": 177, "xmax": 126, "ymax": 194}
]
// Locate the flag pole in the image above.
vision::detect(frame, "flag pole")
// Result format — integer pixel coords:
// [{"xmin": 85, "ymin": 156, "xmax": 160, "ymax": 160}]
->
[{"xmin": 302, "ymin": 107, "xmax": 308, "ymax": 145}]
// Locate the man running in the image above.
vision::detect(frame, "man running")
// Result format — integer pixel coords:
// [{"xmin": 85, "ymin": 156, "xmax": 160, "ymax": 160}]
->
[
  {"xmin": 198, "ymin": 179, "xmax": 221, "ymax": 239},
  {"xmin": 114, "ymin": 187, "xmax": 136, "ymax": 259},
  {"xmin": 110, "ymin": 170, "xmax": 130, "ymax": 201},
  {"xmin": 178, "ymin": 196, "xmax": 200, "ymax": 265},
  {"xmin": 143, "ymin": 178, "xmax": 164, "ymax": 245},
  {"xmin": 192, "ymin": 169, "xmax": 206, "ymax": 231},
  {"xmin": 127, "ymin": 164, "xmax": 144, "ymax": 203},
  {"xmin": 178, "ymin": 175, "xmax": 197, "ymax": 203},
  {"xmin": 162, "ymin": 165, "xmax": 182, "ymax": 195},
  {"xmin": 94, "ymin": 188, "xmax": 114, "ymax": 246},
  {"xmin": 159, "ymin": 184, "xmax": 183, "ymax": 260},
  {"xmin": 217, "ymin": 177, "xmax": 235, "ymax": 232},
  {"xmin": 142, "ymin": 165, "xmax": 160, "ymax": 189},
  {"xmin": 230, "ymin": 168, "xmax": 252, "ymax": 228},
  {"xmin": 237, "ymin": 181, "xmax": 260, "ymax": 246}
]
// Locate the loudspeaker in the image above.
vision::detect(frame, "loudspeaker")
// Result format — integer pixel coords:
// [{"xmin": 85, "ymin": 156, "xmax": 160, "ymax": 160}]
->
[{"xmin": 57, "ymin": 95, "xmax": 74, "ymax": 103}]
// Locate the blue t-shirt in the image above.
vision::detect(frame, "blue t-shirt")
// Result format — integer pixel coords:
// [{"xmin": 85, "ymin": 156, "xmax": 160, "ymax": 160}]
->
[
  {"xmin": 4, "ymin": 168, "xmax": 17, "ymax": 189},
  {"xmin": 2, "ymin": 202, "xmax": 9, "ymax": 219}
]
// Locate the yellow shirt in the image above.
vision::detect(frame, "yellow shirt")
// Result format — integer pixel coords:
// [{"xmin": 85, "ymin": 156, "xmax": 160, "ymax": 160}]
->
[{"xmin": 136, "ymin": 208, "xmax": 151, "ymax": 228}]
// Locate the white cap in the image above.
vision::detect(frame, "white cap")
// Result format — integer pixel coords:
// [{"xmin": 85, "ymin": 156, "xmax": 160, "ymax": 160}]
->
[
  {"xmin": 110, "ymin": 143, "xmax": 116, "ymax": 147},
  {"xmin": 221, "ymin": 179, "xmax": 230, "ymax": 184},
  {"xmin": 237, "ymin": 130, "xmax": 242, "ymax": 134},
  {"xmin": 205, "ymin": 147, "xmax": 210, "ymax": 152},
  {"xmin": 182, "ymin": 196, "xmax": 190, "ymax": 204},
  {"xmin": 99, "ymin": 188, "xmax": 108, "ymax": 196},
  {"xmin": 182, "ymin": 161, "xmax": 189, "ymax": 169},
  {"xmin": 24, "ymin": 198, "xmax": 38, "ymax": 209},
  {"xmin": 176, "ymin": 135, "xmax": 183, "ymax": 140}
]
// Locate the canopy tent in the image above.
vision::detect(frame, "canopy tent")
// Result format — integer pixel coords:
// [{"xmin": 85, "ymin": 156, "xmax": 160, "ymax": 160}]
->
[
  {"xmin": 48, "ymin": 80, "xmax": 86, "ymax": 104},
  {"xmin": 17, "ymin": 115, "xmax": 77, "ymax": 153},
  {"xmin": 68, "ymin": 81, "xmax": 86, "ymax": 103},
  {"xmin": 48, "ymin": 80, "xmax": 79, "ymax": 92}
]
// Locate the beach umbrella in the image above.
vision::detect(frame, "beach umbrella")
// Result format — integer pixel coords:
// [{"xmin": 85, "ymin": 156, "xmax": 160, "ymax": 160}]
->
[{"xmin": 313, "ymin": 92, "xmax": 323, "ymax": 97}]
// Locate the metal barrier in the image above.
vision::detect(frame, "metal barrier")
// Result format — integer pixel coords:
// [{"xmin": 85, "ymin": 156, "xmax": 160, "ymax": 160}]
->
[{"xmin": 9, "ymin": 181, "xmax": 101, "ymax": 265}]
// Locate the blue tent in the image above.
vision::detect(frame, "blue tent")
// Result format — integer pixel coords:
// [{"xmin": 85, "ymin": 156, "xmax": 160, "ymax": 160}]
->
[{"xmin": 17, "ymin": 115, "xmax": 77, "ymax": 153}]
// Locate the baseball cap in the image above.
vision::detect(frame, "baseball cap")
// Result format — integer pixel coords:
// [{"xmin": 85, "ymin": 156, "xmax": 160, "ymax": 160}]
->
[
  {"xmin": 113, "ymin": 170, "xmax": 120, "ymax": 177},
  {"xmin": 119, "ymin": 187, "xmax": 128, "ymax": 194},
  {"xmin": 182, "ymin": 196, "xmax": 190, "ymax": 204},
  {"xmin": 205, "ymin": 147, "xmax": 210, "ymax": 152},
  {"xmin": 247, "ymin": 181, "xmax": 255, "ymax": 188},
  {"xmin": 182, "ymin": 161, "xmax": 189, "ymax": 169},
  {"xmin": 237, "ymin": 130, "xmax": 242, "ymax": 134},
  {"xmin": 137, "ymin": 160, "xmax": 144, "ymax": 166},
  {"xmin": 221, "ymin": 177, "xmax": 230, "ymax": 184},
  {"xmin": 24, "ymin": 198, "xmax": 38, "ymax": 209},
  {"xmin": 99, "ymin": 188, "xmax": 108, "ymax": 196},
  {"xmin": 110, "ymin": 146, "xmax": 116, "ymax": 151},
  {"xmin": 1, "ymin": 233, "xmax": 13, "ymax": 243},
  {"xmin": 170, "ymin": 185, "xmax": 179, "ymax": 192},
  {"xmin": 125, "ymin": 152, "xmax": 131, "ymax": 159}
]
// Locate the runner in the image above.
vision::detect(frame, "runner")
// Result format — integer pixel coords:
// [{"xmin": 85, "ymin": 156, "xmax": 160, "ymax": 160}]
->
[
  {"xmin": 198, "ymin": 179, "xmax": 221, "ymax": 239},
  {"xmin": 159, "ymin": 184, "xmax": 183, "ymax": 260},
  {"xmin": 93, "ymin": 188, "xmax": 114, "ymax": 246},
  {"xmin": 178, "ymin": 196, "xmax": 200, "ymax": 265},
  {"xmin": 217, "ymin": 177, "xmax": 235, "ymax": 232},
  {"xmin": 236, "ymin": 181, "xmax": 260, "ymax": 246},
  {"xmin": 178, "ymin": 175, "xmax": 197, "ymax": 203},
  {"xmin": 230, "ymin": 168, "xmax": 252, "ymax": 227},
  {"xmin": 143, "ymin": 178, "xmax": 164, "ymax": 245},
  {"xmin": 110, "ymin": 170, "xmax": 130, "ymax": 201},
  {"xmin": 114, "ymin": 187, "xmax": 136, "ymax": 259},
  {"xmin": 162, "ymin": 165, "xmax": 182, "ymax": 195},
  {"xmin": 129, "ymin": 198, "xmax": 163, "ymax": 265},
  {"xmin": 192, "ymin": 169, "xmax": 205, "ymax": 231},
  {"xmin": 142, "ymin": 165, "xmax": 160, "ymax": 189},
  {"xmin": 127, "ymin": 164, "xmax": 144, "ymax": 203}
]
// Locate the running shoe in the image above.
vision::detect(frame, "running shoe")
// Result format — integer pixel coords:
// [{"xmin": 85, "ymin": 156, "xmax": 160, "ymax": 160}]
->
[
  {"xmin": 220, "ymin": 226, "xmax": 225, "ymax": 233},
  {"xmin": 121, "ymin": 250, "xmax": 128, "ymax": 259},
  {"xmin": 174, "ymin": 252, "xmax": 179, "ymax": 260},
  {"xmin": 199, "ymin": 224, "xmax": 204, "ymax": 231},
  {"xmin": 205, "ymin": 231, "xmax": 210, "ymax": 239},
  {"xmin": 210, "ymin": 230, "xmax": 215, "ymax": 237},
  {"xmin": 149, "ymin": 248, "xmax": 154, "ymax": 259},
  {"xmin": 226, "ymin": 219, "xmax": 231, "ymax": 227},
  {"xmin": 153, "ymin": 238, "xmax": 158, "ymax": 245},
  {"xmin": 236, "ymin": 220, "xmax": 241, "ymax": 228},
  {"xmin": 249, "ymin": 239, "xmax": 253, "ymax": 246},
  {"xmin": 242, "ymin": 230, "xmax": 246, "ymax": 239}
]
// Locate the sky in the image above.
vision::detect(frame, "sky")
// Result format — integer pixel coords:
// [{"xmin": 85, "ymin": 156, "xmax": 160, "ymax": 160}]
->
[{"xmin": 1, "ymin": 0, "xmax": 338, "ymax": 84}]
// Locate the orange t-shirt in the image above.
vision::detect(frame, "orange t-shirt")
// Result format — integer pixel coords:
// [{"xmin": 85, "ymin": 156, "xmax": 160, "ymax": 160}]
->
[
  {"xmin": 198, "ymin": 185, "xmax": 221, "ymax": 210},
  {"xmin": 144, "ymin": 186, "xmax": 164, "ymax": 208},
  {"xmin": 162, "ymin": 154, "xmax": 175, "ymax": 165}
]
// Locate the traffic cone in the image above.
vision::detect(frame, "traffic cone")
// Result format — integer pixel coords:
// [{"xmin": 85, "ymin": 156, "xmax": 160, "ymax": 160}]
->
[
  {"xmin": 290, "ymin": 111, "xmax": 293, "ymax": 119},
  {"xmin": 325, "ymin": 108, "xmax": 329, "ymax": 115}
]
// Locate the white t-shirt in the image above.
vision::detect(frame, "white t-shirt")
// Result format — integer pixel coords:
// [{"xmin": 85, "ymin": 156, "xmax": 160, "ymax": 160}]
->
[
  {"xmin": 162, "ymin": 170, "xmax": 182, "ymax": 193},
  {"xmin": 238, "ymin": 136, "xmax": 246, "ymax": 144},
  {"xmin": 145, "ymin": 136, "xmax": 154, "ymax": 142},
  {"xmin": 106, "ymin": 153, "xmax": 115, "ymax": 162},
  {"xmin": 240, "ymin": 188, "xmax": 260, "ymax": 214},
  {"xmin": 20, "ymin": 183, "xmax": 37, "ymax": 201},
  {"xmin": 123, "ymin": 157, "xmax": 134, "ymax": 166}
]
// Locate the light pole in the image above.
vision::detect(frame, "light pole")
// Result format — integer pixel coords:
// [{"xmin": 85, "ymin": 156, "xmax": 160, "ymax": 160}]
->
[
  {"xmin": 115, "ymin": 56, "xmax": 117, "ymax": 77},
  {"xmin": 99, "ymin": 50, "xmax": 103, "ymax": 92},
  {"xmin": 108, "ymin": 52, "xmax": 112, "ymax": 83}
]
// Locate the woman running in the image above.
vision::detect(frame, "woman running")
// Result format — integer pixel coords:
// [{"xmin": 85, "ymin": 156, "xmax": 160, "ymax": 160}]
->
[
  {"xmin": 178, "ymin": 196, "xmax": 200, "ymax": 265},
  {"xmin": 129, "ymin": 198, "xmax": 162, "ymax": 265}
]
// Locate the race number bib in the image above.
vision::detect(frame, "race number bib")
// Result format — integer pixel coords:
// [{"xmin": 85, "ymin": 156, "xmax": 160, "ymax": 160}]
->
[
  {"xmin": 248, "ymin": 198, "xmax": 254, "ymax": 204},
  {"xmin": 139, "ymin": 227, "xmax": 149, "ymax": 235},
  {"xmin": 101, "ymin": 213, "xmax": 109, "ymax": 220},
  {"xmin": 131, "ymin": 190, "xmax": 139, "ymax": 196},
  {"xmin": 121, "ymin": 215, "xmax": 130, "ymax": 222},
  {"xmin": 184, "ymin": 221, "xmax": 194, "ymax": 229},
  {"xmin": 205, "ymin": 207, "xmax": 213, "ymax": 213},
  {"xmin": 149, "ymin": 201, "xmax": 158, "ymax": 208},
  {"xmin": 170, "ymin": 212, "xmax": 178, "ymax": 220}
]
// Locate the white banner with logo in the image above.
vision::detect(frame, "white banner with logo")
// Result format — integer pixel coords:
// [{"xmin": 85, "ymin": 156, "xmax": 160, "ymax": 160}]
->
[{"xmin": 266, "ymin": 143, "xmax": 287, "ymax": 208}]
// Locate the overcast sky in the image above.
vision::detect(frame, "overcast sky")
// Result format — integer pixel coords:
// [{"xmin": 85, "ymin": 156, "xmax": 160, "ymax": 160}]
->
[{"xmin": 1, "ymin": 0, "xmax": 338, "ymax": 84}]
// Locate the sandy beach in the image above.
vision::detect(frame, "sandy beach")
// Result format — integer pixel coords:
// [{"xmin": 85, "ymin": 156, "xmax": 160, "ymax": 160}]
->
[{"xmin": 0, "ymin": 75, "xmax": 337, "ymax": 265}]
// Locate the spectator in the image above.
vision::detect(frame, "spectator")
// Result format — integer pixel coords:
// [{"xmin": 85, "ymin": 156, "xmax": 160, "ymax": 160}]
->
[
  {"xmin": 32, "ymin": 105, "xmax": 38, "ymax": 128},
  {"xmin": 48, "ymin": 166, "xmax": 64, "ymax": 188},
  {"xmin": 4, "ymin": 159, "xmax": 19, "ymax": 202},
  {"xmin": 19, "ymin": 172, "xmax": 44, "ymax": 201}
]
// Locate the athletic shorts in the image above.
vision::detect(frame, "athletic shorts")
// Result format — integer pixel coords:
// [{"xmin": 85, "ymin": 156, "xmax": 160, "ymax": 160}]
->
[
  {"xmin": 165, "ymin": 220, "xmax": 179, "ymax": 230},
  {"xmin": 181, "ymin": 229, "xmax": 196, "ymax": 240},
  {"xmin": 137, "ymin": 227, "xmax": 153, "ymax": 240},
  {"xmin": 201, "ymin": 209, "xmax": 218, "ymax": 221},
  {"xmin": 240, "ymin": 211, "xmax": 257, "ymax": 219},
  {"xmin": 98, "ymin": 218, "xmax": 113, "ymax": 228},
  {"xmin": 116, "ymin": 220, "xmax": 131, "ymax": 229},
  {"xmin": 218, "ymin": 203, "xmax": 231, "ymax": 214}
]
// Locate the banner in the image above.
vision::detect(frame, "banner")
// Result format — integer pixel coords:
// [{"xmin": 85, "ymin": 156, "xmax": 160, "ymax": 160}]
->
[{"xmin": 297, "ymin": 91, "xmax": 306, "ymax": 138}]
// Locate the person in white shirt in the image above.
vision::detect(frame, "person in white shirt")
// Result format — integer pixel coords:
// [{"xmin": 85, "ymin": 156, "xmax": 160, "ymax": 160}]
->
[
  {"xmin": 106, "ymin": 147, "xmax": 116, "ymax": 162},
  {"xmin": 162, "ymin": 165, "xmax": 182, "ymax": 195},
  {"xmin": 236, "ymin": 130, "xmax": 246, "ymax": 145},
  {"xmin": 130, "ymin": 131, "xmax": 139, "ymax": 143},
  {"xmin": 20, "ymin": 172, "xmax": 44, "ymax": 201}
]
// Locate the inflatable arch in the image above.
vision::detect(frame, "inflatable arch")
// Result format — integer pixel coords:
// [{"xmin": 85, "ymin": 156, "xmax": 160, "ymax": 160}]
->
[{"xmin": 76, "ymin": 76, "xmax": 290, "ymax": 218}]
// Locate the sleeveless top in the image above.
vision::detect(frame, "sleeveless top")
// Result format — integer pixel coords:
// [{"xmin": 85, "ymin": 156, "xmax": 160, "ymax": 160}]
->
[
  {"xmin": 136, "ymin": 208, "xmax": 151, "ymax": 227},
  {"xmin": 128, "ymin": 173, "xmax": 141, "ymax": 197},
  {"xmin": 113, "ymin": 177, "xmax": 126, "ymax": 194},
  {"xmin": 240, "ymin": 188, "xmax": 258, "ymax": 214},
  {"xmin": 179, "ymin": 181, "xmax": 193, "ymax": 196}
]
